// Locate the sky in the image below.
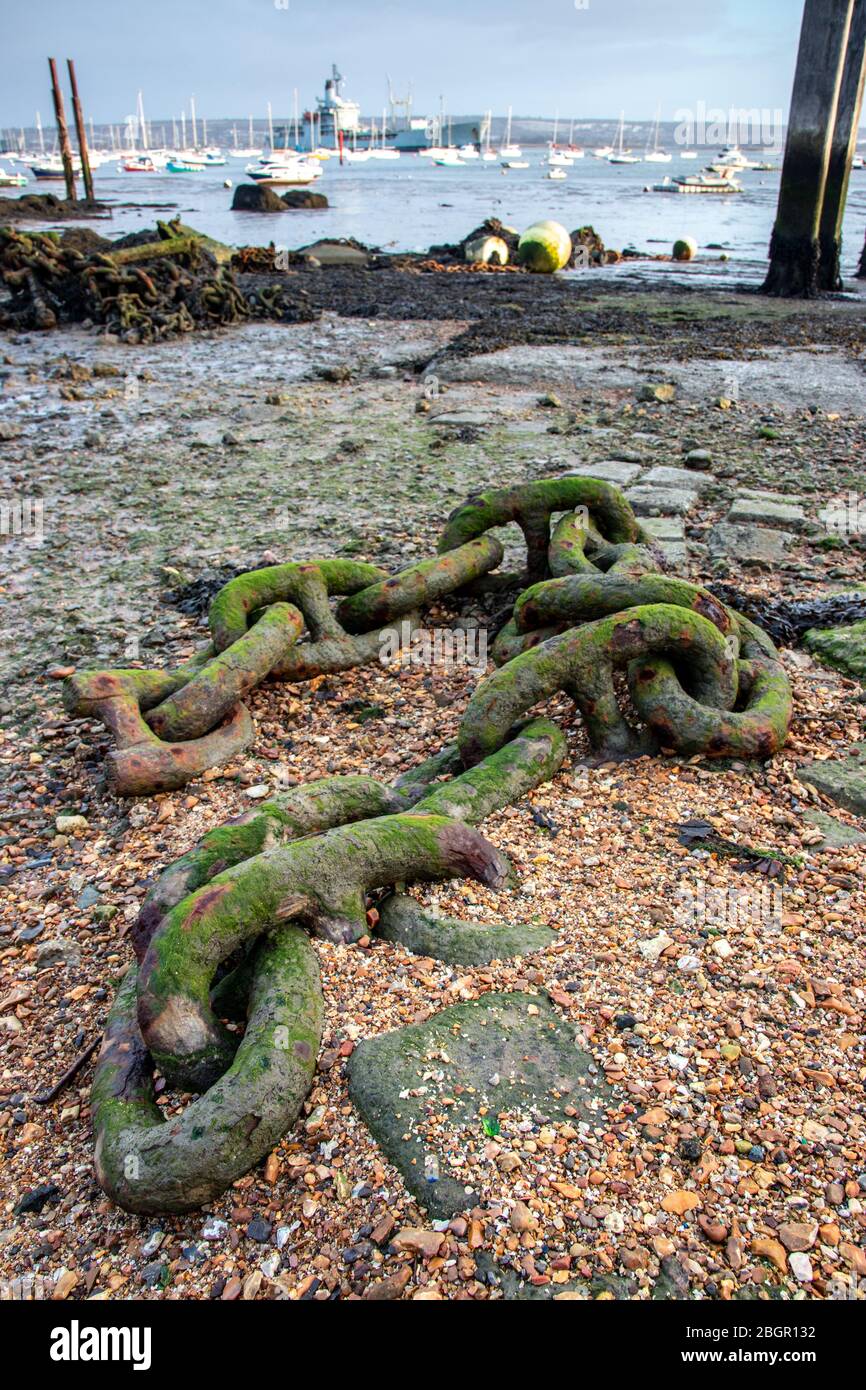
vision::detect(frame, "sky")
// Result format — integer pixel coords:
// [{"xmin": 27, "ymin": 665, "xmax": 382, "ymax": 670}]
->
[{"xmin": 2, "ymin": 0, "xmax": 804, "ymax": 128}]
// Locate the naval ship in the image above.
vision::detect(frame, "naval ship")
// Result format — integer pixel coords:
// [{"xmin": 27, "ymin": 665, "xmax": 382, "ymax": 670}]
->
[{"xmin": 294, "ymin": 66, "xmax": 490, "ymax": 153}]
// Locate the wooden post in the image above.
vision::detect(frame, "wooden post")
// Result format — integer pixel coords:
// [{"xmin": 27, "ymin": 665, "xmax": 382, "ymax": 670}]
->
[
  {"xmin": 48, "ymin": 57, "xmax": 77, "ymax": 201},
  {"xmin": 66, "ymin": 59, "xmax": 95, "ymax": 203},
  {"xmin": 762, "ymin": 0, "xmax": 854, "ymax": 297},
  {"xmin": 818, "ymin": 0, "xmax": 866, "ymax": 287}
]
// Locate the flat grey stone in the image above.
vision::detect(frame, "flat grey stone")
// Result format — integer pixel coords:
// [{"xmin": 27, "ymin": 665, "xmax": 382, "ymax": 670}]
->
[
  {"xmin": 802, "ymin": 809, "xmax": 866, "ymax": 850},
  {"xmin": 348, "ymin": 992, "xmax": 611, "ymax": 1218},
  {"xmin": 429, "ymin": 410, "xmax": 492, "ymax": 427},
  {"xmin": 639, "ymin": 515, "xmax": 685, "ymax": 543},
  {"xmin": 561, "ymin": 460, "xmax": 641, "ymax": 486},
  {"xmin": 378, "ymin": 894, "xmax": 557, "ymax": 966},
  {"xmin": 800, "ymin": 746, "xmax": 866, "ymax": 816},
  {"xmin": 642, "ymin": 465, "xmax": 714, "ymax": 493},
  {"xmin": 727, "ymin": 498, "xmax": 807, "ymax": 530},
  {"xmin": 804, "ymin": 621, "xmax": 866, "ymax": 682},
  {"xmin": 740, "ymin": 488, "xmax": 808, "ymax": 505},
  {"xmin": 707, "ymin": 523, "xmax": 794, "ymax": 565},
  {"xmin": 626, "ymin": 485, "xmax": 698, "ymax": 517}
]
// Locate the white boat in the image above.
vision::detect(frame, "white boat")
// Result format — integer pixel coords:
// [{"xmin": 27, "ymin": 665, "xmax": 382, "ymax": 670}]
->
[
  {"xmin": 502, "ymin": 159, "xmax": 529, "ymax": 170},
  {"xmin": 650, "ymin": 167, "xmax": 742, "ymax": 195},
  {"xmin": 245, "ymin": 155, "xmax": 323, "ymax": 186},
  {"xmin": 707, "ymin": 144, "xmax": 758, "ymax": 173},
  {"xmin": 592, "ymin": 146, "xmax": 614, "ymax": 158},
  {"xmin": 343, "ymin": 149, "xmax": 371, "ymax": 163},
  {"xmin": 609, "ymin": 113, "xmax": 640, "ymax": 164},
  {"xmin": 30, "ymin": 155, "xmax": 83, "ymax": 179},
  {"xmin": 643, "ymin": 106, "xmax": 672, "ymax": 163},
  {"xmin": 433, "ymin": 150, "xmax": 465, "ymax": 166},
  {"xmin": 546, "ymin": 150, "xmax": 572, "ymax": 167},
  {"xmin": 546, "ymin": 168, "xmax": 567, "ymax": 180},
  {"xmin": 567, "ymin": 146, "xmax": 586, "ymax": 159},
  {"xmin": 0, "ymin": 166, "xmax": 28, "ymax": 187},
  {"xmin": 499, "ymin": 103, "xmax": 522, "ymax": 161}
]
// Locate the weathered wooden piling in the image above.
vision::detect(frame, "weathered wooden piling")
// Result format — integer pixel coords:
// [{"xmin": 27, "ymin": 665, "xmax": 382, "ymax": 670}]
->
[
  {"xmin": 48, "ymin": 57, "xmax": 77, "ymax": 202},
  {"xmin": 818, "ymin": 0, "xmax": 866, "ymax": 288},
  {"xmin": 763, "ymin": 0, "xmax": 855, "ymax": 297},
  {"xmin": 66, "ymin": 60, "xmax": 95, "ymax": 204}
]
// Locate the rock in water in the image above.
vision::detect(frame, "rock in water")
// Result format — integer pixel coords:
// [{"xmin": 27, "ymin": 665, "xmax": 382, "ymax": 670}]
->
[
  {"xmin": 230, "ymin": 183, "xmax": 288, "ymax": 212},
  {"xmin": 672, "ymin": 237, "xmax": 698, "ymax": 262},
  {"xmin": 347, "ymin": 991, "xmax": 611, "ymax": 1218},
  {"xmin": 517, "ymin": 220, "xmax": 573, "ymax": 273},
  {"xmin": 282, "ymin": 190, "xmax": 329, "ymax": 209}
]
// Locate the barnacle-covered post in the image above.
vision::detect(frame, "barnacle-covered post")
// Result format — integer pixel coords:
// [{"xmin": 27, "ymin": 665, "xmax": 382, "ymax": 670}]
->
[
  {"xmin": 818, "ymin": 0, "xmax": 866, "ymax": 289},
  {"xmin": 48, "ymin": 58, "xmax": 77, "ymax": 201},
  {"xmin": 763, "ymin": 0, "xmax": 854, "ymax": 296}
]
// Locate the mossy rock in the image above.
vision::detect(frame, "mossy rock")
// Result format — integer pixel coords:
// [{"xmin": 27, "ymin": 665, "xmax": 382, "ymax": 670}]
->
[
  {"xmin": 804, "ymin": 620, "xmax": 866, "ymax": 683},
  {"xmin": 347, "ymin": 991, "xmax": 611, "ymax": 1218},
  {"xmin": 800, "ymin": 745, "xmax": 866, "ymax": 817},
  {"xmin": 802, "ymin": 809, "xmax": 866, "ymax": 850}
]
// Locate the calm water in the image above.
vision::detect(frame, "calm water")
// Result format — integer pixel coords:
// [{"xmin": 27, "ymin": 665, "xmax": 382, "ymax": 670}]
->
[{"xmin": 4, "ymin": 152, "xmax": 866, "ymax": 289}]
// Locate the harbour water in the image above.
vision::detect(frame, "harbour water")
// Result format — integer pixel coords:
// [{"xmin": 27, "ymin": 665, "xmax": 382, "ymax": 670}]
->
[{"xmin": 3, "ymin": 152, "xmax": 866, "ymax": 288}]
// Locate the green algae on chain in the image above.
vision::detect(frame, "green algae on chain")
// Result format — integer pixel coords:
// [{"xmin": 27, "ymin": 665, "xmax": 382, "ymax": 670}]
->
[
  {"xmin": 411, "ymin": 718, "xmax": 566, "ymax": 824},
  {"xmin": 514, "ymin": 573, "xmax": 735, "ymax": 639},
  {"xmin": 459, "ymin": 604, "xmax": 740, "ymax": 766},
  {"xmin": 208, "ymin": 559, "xmax": 387, "ymax": 651},
  {"xmin": 137, "ymin": 813, "xmax": 510, "ymax": 1091},
  {"xmin": 377, "ymin": 893, "xmax": 558, "ymax": 967},
  {"xmin": 91, "ymin": 927, "xmax": 322, "ymax": 1215},
  {"xmin": 630, "ymin": 656, "xmax": 792, "ymax": 759},
  {"xmin": 62, "ymin": 666, "xmax": 254, "ymax": 797},
  {"xmin": 132, "ymin": 774, "xmax": 411, "ymax": 959},
  {"xmin": 437, "ymin": 478, "xmax": 642, "ymax": 583},
  {"xmin": 335, "ymin": 535, "xmax": 504, "ymax": 635},
  {"xmin": 271, "ymin": 611, "xmax": 423, "ymax": 682},
  {"xmin": 547, "ymin": 511, "xmax": 661, "ymax": 581},
  {"xmin": 146, "ymin": 602, "xmax": 304, "ymax": 743}
]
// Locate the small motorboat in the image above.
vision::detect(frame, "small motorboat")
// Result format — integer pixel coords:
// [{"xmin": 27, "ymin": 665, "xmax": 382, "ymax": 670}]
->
[
  {"xmin": 0, "ymin": 167, "xmax": 28, "ymax": 187},
  {"xmin": 650, "ymin": 167, "xmax": 742, "ymax": 195},
  {"xmin": 546, "ymin": 168, "xmax": 567, "ymax": 180},
  {"xmin": 502, "ymin": 159, "xmax": 529, "ymax": 170},
  {"xmin": 167, "ymin": 158, "xmax": 207, "ymax": 173},
  {"xmin": 121, "ymin": 156, "xmax": 157, "ymax": 173},
  {"xmin": 30, "ymin": 157, "xmax": 82, "ymax": 179},
  {"xmin": 245, "ymin": 156, "xmax": 323, "ymax": 186}
]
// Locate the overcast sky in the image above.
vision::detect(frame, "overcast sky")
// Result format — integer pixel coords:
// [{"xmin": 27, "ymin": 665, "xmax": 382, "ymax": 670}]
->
[{"xmin": 3, "ymin": 0, "xmax": 804, "ymax": 128}]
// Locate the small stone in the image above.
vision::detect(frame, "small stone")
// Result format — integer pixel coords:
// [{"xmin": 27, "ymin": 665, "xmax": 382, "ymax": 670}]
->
[
  {"xmin": 778, "ymin": 1221, "xmax": 817, "ymax": 1253},
  {"xmin": 639, "ymin": 383, "xmax": 676, "ymax": 404},
  {"xmin": 679, "ymin": 1138, "xmax": 702, "ymax": 1163},
  {"xmin": 788, "ymin": 1252, "xmax": 813, "ymax": 1283},
  {"xmin": 140, "ymin": 1230, "xmax": 165, "ymax": 1258},
  {"xmin": 55, "ymin": 814, "xmax": 88, "ymax": 835},
  {"xmin": 684, "ymin": 449, "xmax": 713, "ymax": 471},
  {"xmin": 698, "ymin": 1214, "xmax": 727, "ymax": 1244},
  {"xmin": 661, "ymin": 1190, "xmax": 700, "ymax": 1216},
  {"xmin": 510, "ymin": 1201, "xmax": 537, "ymax": 1233},
  {"xmin": 751, "ymin": 1236, "xmax": 787, "ymax": 1274},
  {"xmin": 202, "ymin": 1218, "xmax": 228, "ymax": 1241},
  {"xmin": 391, "ymin": 1228, "xmax": 445, "ymax": 1259},
  {"xmin": 246, "ymin": 1218, "xmax": 272, "ymax": 1243}
]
